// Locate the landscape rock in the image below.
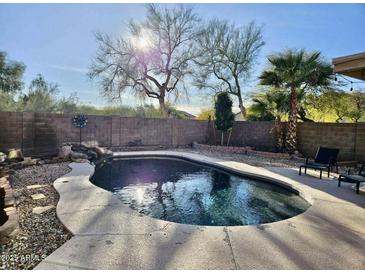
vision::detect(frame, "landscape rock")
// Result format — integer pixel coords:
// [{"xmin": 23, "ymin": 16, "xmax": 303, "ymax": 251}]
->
[
  {"xmin": 26, "ymin": 184, "xmax": 46, "ymax": 190},
  {"xmin": 59, "ymin": 143, "xmax": 112, "ymax": 163},
  {"xmin": 21, "ymin": 157, "xmax": 38, "ymax": 167},
  {"xmin": 71, "ymin": 144, "xmax": 88, "ymax": 153},
  {"xmin": 0, "ymin": 152, "xmax": 7, "ymax": 163},
  {"xmin": 32, "ymin": 205, "xmax": 54, "ymax": 215},
  {"xmin": 94, "ymin": 146, "xmax": 113, "ymax": 157},
  {"xmin": 0, "ymin": 176, "xmax": 9, "ymax": 186},
  {"xmin": 59, "ymin": 145, "xmax": 72, "ymax": 159},
  {"xmin": 7, "ymin": 149, "xmax": 24, "ymax": 162},
  {"xmin": 0, "ymin": 206, "xmax": 19, "ymax": 245},
  {"xmin": 30, "ymin": 193, "xmax": 46, "ymax": 200},
  {"xmin": 81, "ymin": 140, "xmax": 99, "ymax": 148},
  {"xmin": 70, "ymin": 151, "xmax": 89, "ymax": 162},
  {"xmin": 86, "ymin": 149, "xmax": 98, "ymax": 160}
]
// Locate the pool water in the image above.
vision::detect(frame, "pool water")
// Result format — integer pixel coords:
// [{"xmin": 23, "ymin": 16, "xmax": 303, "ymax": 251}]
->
[{"xmin": 91, "ymin": 157, "xmax": 310, "ymax": 226}]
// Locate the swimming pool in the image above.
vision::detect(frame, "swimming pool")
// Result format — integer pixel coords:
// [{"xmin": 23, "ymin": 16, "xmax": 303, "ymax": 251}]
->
[{"xmin": 91, "ymin": 156, "xmax": 310, "ymax": 226}]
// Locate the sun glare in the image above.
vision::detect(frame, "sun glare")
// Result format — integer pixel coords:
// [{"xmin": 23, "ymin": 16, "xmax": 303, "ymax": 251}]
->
[{"xmin": 131, "ymin": 28, "xmax": 152, "ymax": 52}]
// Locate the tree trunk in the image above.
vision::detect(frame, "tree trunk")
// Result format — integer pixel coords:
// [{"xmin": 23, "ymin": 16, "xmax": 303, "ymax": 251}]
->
[
  {"xmin": 213, "ymin": 119, "xmax": 217, "ymax": 145},
  {"xmin": 158, "ymin": 93, "xmax": 167, "ymax": 118},
  {"xmin": 286, "ymin": 87, "xmax": 298, "ymax": 154},
  {"xmin": 237, "ymin": 94, "xmax": 246, "ymax": 118},
  {"xmin": 227, "ymin": 128, "xmax": 232, "ymax": 146},
  {"xmin": 221, "ymin": 131, "xmax": 224, "ymax": 146},
  {"xmin": 272, "ymin": 117, "xmax": 284, "ymax": 152}
]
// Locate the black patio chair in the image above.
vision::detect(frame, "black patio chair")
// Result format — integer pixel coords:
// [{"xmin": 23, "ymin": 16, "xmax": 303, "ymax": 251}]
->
[
  {"xmin": 338, "ymin": 164, "xmax": 365, "ymax": 194},
  {"xmin": 299, "ymin": 147, "xmax": 339, "ymax": 179}
]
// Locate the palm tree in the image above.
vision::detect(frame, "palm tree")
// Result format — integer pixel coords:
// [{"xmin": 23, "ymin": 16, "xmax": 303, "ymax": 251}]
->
[
  {"xmin": 259, "ymin": 50, "xmax": 332, "ymax": 153},
  {"xmin": 249, "ymin": 89, "xmax": 289, "ymax": 120},
  {"xmin": 248, "ymin": 89, "xmax": 289, "ymax": 151}
]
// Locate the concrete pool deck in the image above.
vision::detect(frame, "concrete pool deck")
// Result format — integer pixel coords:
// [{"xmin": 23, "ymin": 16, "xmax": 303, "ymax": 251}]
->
[{"xmin": 35, "ymin": 151, "xmax": 365, "ymax": 269}]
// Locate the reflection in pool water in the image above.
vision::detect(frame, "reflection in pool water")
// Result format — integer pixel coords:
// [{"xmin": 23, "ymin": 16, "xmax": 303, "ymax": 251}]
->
[{"xmin": 91, "ymin": 157, "xmax": 310, "ymax": 226}]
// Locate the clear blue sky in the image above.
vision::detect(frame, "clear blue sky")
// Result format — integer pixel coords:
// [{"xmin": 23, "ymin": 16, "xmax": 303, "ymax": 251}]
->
[{"xmin": 1, "ymin": 3, "xmax": 364, "ymax": 114}]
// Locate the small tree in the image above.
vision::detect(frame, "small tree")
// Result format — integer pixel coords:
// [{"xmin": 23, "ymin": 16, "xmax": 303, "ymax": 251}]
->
[
  {"xmin": 196, "ymin": 109, "xmax": 215, "ymax": 120},
  {"xmin": 348, "ymin": 91, "xmax": 365, "ymax": 122},
  {"xmin": 0, "ymin": 51, "xmax": 25, "ymax": 95},
  {"xmin": 57, "ymin": 92, "xmax": 80, "ymax": 114},
  {"xmin": 214, "ymin": 92, "xmax": 234, "ymax": 146},
  {"xmin": 0, "ymin": 51, "xmax": 26, "ymax": 111},
  {"xmin": 309, "ymin": 89, "xmax": 365, "ymax": 122},
  {"xmin": 20, "ymin": 74, "xmax": 59, "ymax": 112}
]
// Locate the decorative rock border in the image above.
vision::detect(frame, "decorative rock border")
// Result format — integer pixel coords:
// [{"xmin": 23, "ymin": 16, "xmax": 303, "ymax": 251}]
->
[
  {"xmin": 107, "ymin": 145, "xmax": 190, "ymax": 152},
  {"xmin": 193, "ymin": 142, "xmax": 292, "ymax": 159},
  {"xmin": 36, "ymin": 151, "xmax": 365, "ymax": 270}
]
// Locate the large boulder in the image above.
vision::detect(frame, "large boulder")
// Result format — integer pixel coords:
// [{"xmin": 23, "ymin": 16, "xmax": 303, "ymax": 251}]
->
[
  {"xmin": 7, "ymin": 149, "xmax": 24, "ymax": 162},
  {"xmin": 86, "ymin": 149, "xmax": 98, "ymax": 160},
  {"xmin": 94, "ymin": 146, "xmax": 113, "ymax": 157},
  {"xmin": 21, "ymin": 157, "xmax": 38, "ymax": 167},
  {"xmin": 81, "ymin": 140, "xmax": 99, "ymax": 149},
  {"xmin": 59, "ymin": 145, "xmax": 72, "ymax": 159},
  {"xmin": 70, "ymin": 151, "xmax": 89, "ymax": 162},
  {"xmin": 71, "ymin": 144, "xmax": 88, "ymax": 153},
  {"xmin": 61, "ymin": 143, "xmax": 112, "ymax": 162},
  {"xmin": 72, "ymin": 145, "xmax": 98, "ymax": 160}
]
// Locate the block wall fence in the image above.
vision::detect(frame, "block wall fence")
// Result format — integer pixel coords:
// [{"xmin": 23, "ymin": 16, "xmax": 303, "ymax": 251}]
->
[{"xmin": 0, "ymin": 111, "xmax": 364, "ymax": 162}]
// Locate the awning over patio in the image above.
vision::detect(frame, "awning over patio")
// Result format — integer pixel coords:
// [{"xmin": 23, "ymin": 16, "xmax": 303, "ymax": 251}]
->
[{"xmin": 332, "ymin": 52, "xmax": 365, "ymax": 81}]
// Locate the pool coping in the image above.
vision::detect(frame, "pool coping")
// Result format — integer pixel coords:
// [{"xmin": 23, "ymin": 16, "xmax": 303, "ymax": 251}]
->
[{"xmin": 35, "ymin": 150, "xmax": 365, "ymax": 270}]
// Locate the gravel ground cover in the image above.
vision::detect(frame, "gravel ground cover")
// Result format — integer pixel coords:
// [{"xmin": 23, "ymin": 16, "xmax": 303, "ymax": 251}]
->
[
  {"xmin": 175, "ymin": 148, "xmax": 356, "ymax": 174},
  {"xmin": 176, "ymin": 148, "xmax": 303, "ymax": 168},
  {"xmin": 1, "ymin": 162, "xmax": 72, "ymax": 270}
]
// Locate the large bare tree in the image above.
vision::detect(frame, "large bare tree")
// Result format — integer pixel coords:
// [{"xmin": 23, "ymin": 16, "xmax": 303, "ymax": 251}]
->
[
  {"xmin": 89, "ymin": 4, "xmax": 200, "ymax": 117},
  {"xmin": 194, "ymin": 20, "xmax": 265, "ymax": 117}
]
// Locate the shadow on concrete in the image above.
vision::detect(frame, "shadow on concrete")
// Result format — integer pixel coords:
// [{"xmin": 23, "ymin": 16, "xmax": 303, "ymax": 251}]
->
[{"xmin": 255, "ymin": 209, "xmax": 365, "ymax": 269}]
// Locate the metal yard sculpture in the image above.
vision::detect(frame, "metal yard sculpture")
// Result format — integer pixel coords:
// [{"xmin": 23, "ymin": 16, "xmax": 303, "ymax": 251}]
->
[{"xmin": 72, "ymin": 114, "xmax": 88, "ymax": 144}]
